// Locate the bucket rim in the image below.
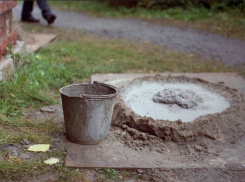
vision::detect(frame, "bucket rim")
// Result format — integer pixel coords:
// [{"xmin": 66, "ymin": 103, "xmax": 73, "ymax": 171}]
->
[{"xmin": 60, "ymin": 81, "xmax": 118, "ymax": 99}]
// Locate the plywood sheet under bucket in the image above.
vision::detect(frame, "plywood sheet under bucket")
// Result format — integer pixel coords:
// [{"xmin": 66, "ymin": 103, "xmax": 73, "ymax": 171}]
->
[
  {"xmin": 66, "ymin": 73, "xmax": 245, "ymax": 169},
  {"xmin": 65, "ymin": 128, "xmax": 245, "ymax": 169},
  {"xmin": 65, "ymin": 129, "xmax": 194, "ymax": 169}
]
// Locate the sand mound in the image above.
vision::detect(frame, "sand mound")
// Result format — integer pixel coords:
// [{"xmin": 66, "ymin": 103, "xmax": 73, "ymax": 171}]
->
[{"xmin": 112, "ymin": 74, "xmax": 245, "ymax": 156}]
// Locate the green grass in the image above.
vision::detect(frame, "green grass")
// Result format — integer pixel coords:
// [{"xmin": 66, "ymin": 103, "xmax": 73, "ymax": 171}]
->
[
  {"xmin": 0, "ymin": 23, "xmax": 243, "ymax": 180},
  {"xmin": 0, "ymin": 157, "xmax": 76, "ymax": 181},
  {"xmin": 96, "ymin": 168, "xmax": 119, "ymax": 179},
  {"xmin": 38, "ymin": 32, "xmax": 235, "ymax": 75},
  {"xmin": 0, "ymin": 53, "xmax": 64, "ymax": 118},
  {"xmin": 50, "ymin": 1, "xmax": 243, "ymax": 21},
  {"xmin": 50, "ymin": 1, "xmax": 245, "ymax": 39}
]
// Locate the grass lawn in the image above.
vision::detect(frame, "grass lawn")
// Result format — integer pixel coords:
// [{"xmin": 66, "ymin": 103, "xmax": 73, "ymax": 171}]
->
[{"xmin": 0, "ymin": 5, "xmax": 244, "ymax": 180}]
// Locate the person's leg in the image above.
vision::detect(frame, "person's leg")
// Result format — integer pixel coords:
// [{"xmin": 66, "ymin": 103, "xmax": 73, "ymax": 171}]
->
[
  {"xmin": 21, "ymin": 0, "xmax": 33, "ymax": 18},
  {"xmin": 21, "ymin": 0, "xmax": 39, "ymax": 22},
  {"xmin": 36, "ymin": 0, "xmax": 56, "ymax": 24}
]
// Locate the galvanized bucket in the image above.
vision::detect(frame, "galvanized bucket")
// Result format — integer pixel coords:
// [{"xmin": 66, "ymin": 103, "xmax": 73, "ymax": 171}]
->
[{"xmin": 60, "ymin": 81, "xmax": 118, "ymax": 145}]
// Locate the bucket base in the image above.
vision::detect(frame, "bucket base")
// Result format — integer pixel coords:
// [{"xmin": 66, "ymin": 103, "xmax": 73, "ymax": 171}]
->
[{"xmin": 66, "ymin": 135, "xmax": 104, "ymax": 145}]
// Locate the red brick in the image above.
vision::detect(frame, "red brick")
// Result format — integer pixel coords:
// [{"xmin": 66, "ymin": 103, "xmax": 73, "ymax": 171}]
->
[
  {"xmin": 3, "ymin": 11, "xmax": 9, "ymax": 21},
  {"xmin": 0, "ymin": 27, "xmax": 4, "ymax": 41},
  {"xmin": 0, "ymin": 1, "xmax": 16, "ymax": 59},
  {"xmin": 0, "ymin": 47, "xmax": 2, "ymax": 60},
  {"xmin": 2, "ymin": 24, "xmax": 6, "ymax": 37},
  {"xmin": 0, "ymin": 14, "xmax": 4, "ymax": 27},
  {"xmin": 0, "ymin": 2, "xmax": 6, "ymax": 15},
  {"xmin": 7, "ymin": 32, "xmax": 17, "ymax": 44},
  {"xmin": 0, "ymin": 1, "xmax": 17, "ymax": 15},
  {"xmin": 8, "ymin": 20, "xmax": 12, "ymax": 33},
  {"xmin": 0, "ymin": 38, "xmax": 8, "ymax": 55},
  {"xmin": 3, "ymin": 1, "xmax": 16, "ymax": 13},
  {"xmin": 0, "ymin": 32, "xmax": 16, "ymax": 58},
  {"xmin": 8, "ymin": 9, "xmax": 12, "ymax": 20},
  {"xmin": 0, "ymin": 25, "xmax": 6, "ymax": 40}
]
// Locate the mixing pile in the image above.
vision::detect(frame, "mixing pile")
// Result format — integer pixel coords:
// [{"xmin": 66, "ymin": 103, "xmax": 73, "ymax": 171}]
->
[{"xmin": 111, "ymin": 75, "xmax": 245, "ymax": 157}]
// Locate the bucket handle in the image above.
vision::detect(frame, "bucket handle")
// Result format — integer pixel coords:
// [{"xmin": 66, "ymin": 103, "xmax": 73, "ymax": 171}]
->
[{"xmin": 79, "ymin": 81, "xmax": 118, "ymax": 99}]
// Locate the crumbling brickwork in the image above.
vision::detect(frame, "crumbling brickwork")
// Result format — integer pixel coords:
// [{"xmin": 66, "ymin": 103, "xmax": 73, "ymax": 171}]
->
[{"xmin": 0, "ymin": 1, "xmax": 17, "ymax": 60}]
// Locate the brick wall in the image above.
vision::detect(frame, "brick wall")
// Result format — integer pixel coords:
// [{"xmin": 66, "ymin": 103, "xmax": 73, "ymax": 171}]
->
[{"xmin": 0, "ymin": 1, "xmax": 17, "ymax": 60}]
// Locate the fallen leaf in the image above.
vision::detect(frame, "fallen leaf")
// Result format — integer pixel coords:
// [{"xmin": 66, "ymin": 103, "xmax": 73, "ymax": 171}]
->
[
  {"xmin": 36, "ymin": 55, "xmax": 42, "ymax": 60},
  {"xmin": 7, "ymin": 154, "xmax": 21, "ymax": 162},
  {"xmin": 27, "ymin": 144, "xmax": 50, "ymax": 152},
  {"xmin": 44, "ymin": 157, "xmax": 59, "ymax": 165}
]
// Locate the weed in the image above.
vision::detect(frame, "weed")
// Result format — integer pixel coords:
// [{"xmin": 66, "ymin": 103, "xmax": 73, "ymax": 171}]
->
[
  {"xmin": 96, "ymin": 168, "xmax": 119, "ymax": 179},
  {"xmin": 6, "ymin": 45, "xmax": 24, "ymax": 65}
]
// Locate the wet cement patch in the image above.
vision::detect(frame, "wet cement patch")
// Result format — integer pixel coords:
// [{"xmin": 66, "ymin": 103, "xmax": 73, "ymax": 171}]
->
[{"xmin": 121, "ymin": 82, "xmax": 230, "ymax": 122}]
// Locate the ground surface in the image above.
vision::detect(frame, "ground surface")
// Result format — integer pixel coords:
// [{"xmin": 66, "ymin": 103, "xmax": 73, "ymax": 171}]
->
[
  {"xmin": 13, "ymin": 3, "xmax": 245, "ymax": 66},
  {"xmin": 10, "ymin": 3, "xmax": 245, "ymax": 182}
]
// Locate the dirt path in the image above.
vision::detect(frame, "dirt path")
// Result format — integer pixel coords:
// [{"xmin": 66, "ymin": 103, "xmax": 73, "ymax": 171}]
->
[{"xmin": 13, "ymin": 3, "xmax": 245, "ymax": 66}]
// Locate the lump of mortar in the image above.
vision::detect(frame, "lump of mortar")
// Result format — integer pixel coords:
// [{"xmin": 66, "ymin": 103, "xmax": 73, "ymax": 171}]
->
[{"xmin": 153, "ymin": 89, "xmax": 203, "ymax": 109}]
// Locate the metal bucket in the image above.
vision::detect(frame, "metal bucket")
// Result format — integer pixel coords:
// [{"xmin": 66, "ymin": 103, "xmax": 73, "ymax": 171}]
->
[{"xmin": 60, "ymin": 81, "xmax": 118, "ymax": 145}]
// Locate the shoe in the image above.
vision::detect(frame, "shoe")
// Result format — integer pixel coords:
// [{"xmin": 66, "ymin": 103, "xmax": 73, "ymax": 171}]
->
[
  {"xmin": 46, "ymin": 14, "xmax": 56, "ymax": 25},
  {"xmin": 21, "ymin": 16, "xmax": 40, "ymax": 23}
]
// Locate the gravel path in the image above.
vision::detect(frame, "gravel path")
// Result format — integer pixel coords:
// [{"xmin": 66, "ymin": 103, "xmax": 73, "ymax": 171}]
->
[{"xmin": 13, "ymin": 3, "xmax": 245, "ymax": 66}]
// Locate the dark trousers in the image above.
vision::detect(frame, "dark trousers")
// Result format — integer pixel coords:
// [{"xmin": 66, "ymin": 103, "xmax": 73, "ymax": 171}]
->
[{"xmin": 21, "ymin": 0, "xmax": 52, "ymax": 19}]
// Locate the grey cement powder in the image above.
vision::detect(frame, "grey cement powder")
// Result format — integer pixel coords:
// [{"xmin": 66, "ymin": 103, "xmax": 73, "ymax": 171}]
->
[{"xmin": 120, "ymin": 82, "xmax": 230, "ymax": 122}]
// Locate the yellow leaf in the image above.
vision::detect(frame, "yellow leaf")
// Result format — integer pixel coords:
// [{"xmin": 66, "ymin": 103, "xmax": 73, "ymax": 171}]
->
[
  {"xmin": 44, "ymin": 157, "xmax": 59, "ymax": 165},
  {"xmin": 27, "ymin": 144, "xmax": 50, "ymax": 152},
  {"xmin": 36, "ymin": 55, "xmax": 42, "ymax": 60}
]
